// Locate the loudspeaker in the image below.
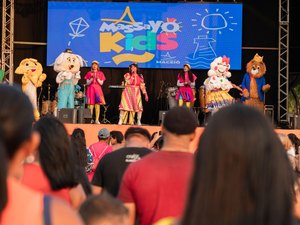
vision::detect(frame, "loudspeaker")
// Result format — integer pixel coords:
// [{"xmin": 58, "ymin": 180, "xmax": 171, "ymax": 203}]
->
[
  {"xmin": 290, "ymin": 115, "xmax": 300, "ymax": 129},
  {"xmin": 158, "ymin": 110, "xmax": 168, "ymax": 125},
  {"xmin": 77, "ymin": 108, "xmax": 92, "ymax": 124},
  {"xmin": 57, "ymin": 108, "xmax": 77, "ymax": 124}
]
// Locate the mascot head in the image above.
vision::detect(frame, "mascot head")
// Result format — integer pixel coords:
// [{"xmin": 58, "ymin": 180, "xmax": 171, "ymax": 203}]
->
[
  {"xmin": 53, "ymin": 49, "xmax": 83, "ymax": 73},
  {"xmin": 15, "ymin": 58, "xmax": 43, "ymax": 75},
  {"xmin": 246, "ymin": 53, "xmax": 266, "ymax": 78},
  {"xmin": 209, "ymin": 56, "xmax": 230, "ymax": 77}
]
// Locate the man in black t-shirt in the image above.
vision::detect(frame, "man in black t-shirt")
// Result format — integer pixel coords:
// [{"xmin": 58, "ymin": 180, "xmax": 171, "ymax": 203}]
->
[{"xmin": 92, "ymin": 127, "xmax": 153, "ymax": 196}]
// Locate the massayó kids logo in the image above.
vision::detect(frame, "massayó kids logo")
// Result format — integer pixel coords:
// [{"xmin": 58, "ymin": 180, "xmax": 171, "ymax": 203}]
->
[{"xmin": 99, "ymin": 6, "xmax": 182, "ymax": 65}]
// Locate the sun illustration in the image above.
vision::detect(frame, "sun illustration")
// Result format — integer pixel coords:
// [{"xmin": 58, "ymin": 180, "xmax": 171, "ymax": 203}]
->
[
  {"xmin": 191, "ymin": 8, "xmax": 238, "ymax": 35},
  {"xmin": 160, "ymin": 18, "xmax": 182, "ymax": 36}
]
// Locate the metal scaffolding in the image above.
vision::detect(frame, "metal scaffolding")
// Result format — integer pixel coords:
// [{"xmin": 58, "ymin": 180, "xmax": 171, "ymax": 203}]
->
[
  {"xmin": 1, "ymin": 0, "xmax": 14, "ymax": 84},
  {"xmin": 278, "ymin": 0, "xmax": 289, "ymax": 123}
]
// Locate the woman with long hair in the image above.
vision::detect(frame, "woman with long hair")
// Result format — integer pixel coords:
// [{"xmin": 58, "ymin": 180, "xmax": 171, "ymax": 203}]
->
[
  {"xmin": 22, "ymin": 116, "xmax": 86, "ymax": 209},
  {"xmin": 71, "ymin": 128, "xmax": 92, "ymax": 195},
  {"xmin": 175, "ymin": 64, "xmax": 197, "ymax": 108},
  {"xmin": 0, "ymin": 85, "xmax": 83, "ymax": 225},
  {"xmin": 181, "ymin": 104, "xmax": 295, "ymax": 225},
  {"xmin": 118, "ymin": 63, "xmax": 148, "ymax": 125}
]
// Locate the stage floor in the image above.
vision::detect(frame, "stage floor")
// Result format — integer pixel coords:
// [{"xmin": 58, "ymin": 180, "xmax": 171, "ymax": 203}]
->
[{"xmin": 65, "ymin": 123, "xmax": 300, "ymax": 152}]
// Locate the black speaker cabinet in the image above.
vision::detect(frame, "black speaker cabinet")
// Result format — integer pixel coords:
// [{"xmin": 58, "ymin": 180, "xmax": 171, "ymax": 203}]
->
[
  {"xmin": 57, "ymin": 108, "xmax": 77, "ymax": 124},
  {"xmin": 77, "ymin": 108, "xmax": 92, "ymax": 124}
]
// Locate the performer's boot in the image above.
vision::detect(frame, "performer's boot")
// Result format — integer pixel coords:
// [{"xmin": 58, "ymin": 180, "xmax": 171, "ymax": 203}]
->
[
  {"xmin": 129, "ymin": 112, "xmax": 135, "ymax": 125},
  {"xmin": 118, "ymin": 110, "xmax": 126, "ymax": 125},
  {"xmin": 34, "ymin": 108, "xmax": 40, "ymax": 121},
  {"xmin": 95, "ymin": 104, "xmax": 100, "ymax": 124},
  {"xmin": 88, "ymin": 105, "xmax": 94, "ymax": 123},
  {"xmin": 178, "ymin": 99, "xmax": 184, "ymax": 107},
  {"xmin": 186, "ymin": 102, "xmax": 192, "ymax": 108},
  {"xmin": 137, "ymin": 111, "xmax": 142, "ymax": 126}
]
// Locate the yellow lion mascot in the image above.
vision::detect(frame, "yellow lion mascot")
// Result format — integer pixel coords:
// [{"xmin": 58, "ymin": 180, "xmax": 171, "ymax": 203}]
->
[{"xmin": 15, "ymin": 58, "xmax": 47, "ymax": 120}]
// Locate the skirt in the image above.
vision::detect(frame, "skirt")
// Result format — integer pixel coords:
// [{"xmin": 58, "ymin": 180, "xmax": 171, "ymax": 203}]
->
[
  {"xmin": 206, "ymin": 90, "xmax": 234, "ymax": 111},
  {"xmin": 119, "ymin": 86, "xmax": 143, "ymax": 112}
]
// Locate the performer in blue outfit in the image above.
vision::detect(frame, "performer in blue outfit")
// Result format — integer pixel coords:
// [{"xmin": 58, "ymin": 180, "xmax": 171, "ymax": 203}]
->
[{"xmin": 54, "ymin": 49, "xmax": 84, "ymax": 109}]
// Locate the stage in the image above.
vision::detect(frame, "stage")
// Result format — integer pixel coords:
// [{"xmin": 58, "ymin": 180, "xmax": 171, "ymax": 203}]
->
[{"xmin": 64, "ymin": 123, "xmax": 300, "ymax": 152}]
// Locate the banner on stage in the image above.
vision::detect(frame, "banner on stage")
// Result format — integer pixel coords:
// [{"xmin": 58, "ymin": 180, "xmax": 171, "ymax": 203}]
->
[{"xmin": 47, "ymin": 2, "xmax": 243, "ymax": 69}]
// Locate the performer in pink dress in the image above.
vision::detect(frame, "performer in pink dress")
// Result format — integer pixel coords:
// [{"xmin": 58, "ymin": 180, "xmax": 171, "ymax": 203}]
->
[
  {"xmin": 84, "ymin": 60, "xmax": 106, "ymax": 124},
  {"xmin": 118, "ymin": 63, "xmax": 148, "ymax": 126},
  {"xmin": 175, "ymin": 64, "xmax": 197, "ymax": 108}
]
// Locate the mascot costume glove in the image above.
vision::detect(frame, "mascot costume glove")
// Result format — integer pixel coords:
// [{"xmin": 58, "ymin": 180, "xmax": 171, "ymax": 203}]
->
[
  {"xmin": 54, "ymin": 49, "xmax": 83, "ymax": 109},
  {"xmin": 15, "ymin": 58, "xmax": 47, "ymax": 120},
  {"xmin": 241, "ymin": 53, "xmax": 270, "ymax": 111}
]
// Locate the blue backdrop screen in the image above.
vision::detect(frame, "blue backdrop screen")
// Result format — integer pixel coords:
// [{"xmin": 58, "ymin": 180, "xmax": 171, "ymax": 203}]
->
[{"xmin": 47, "ymin": 2, "xmax": 243, "ymax": 69}]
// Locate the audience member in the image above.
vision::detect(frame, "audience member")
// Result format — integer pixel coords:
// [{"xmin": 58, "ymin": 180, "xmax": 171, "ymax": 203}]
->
[
  {"xmin": 79, "ymin": 192, "xmax": 129, "ymax": 225},
  {"xmin": 152, "ymin": 135, "xmax": 164, "ymax": 151},
  {"xmin": 0, "ymin": 141, "xmax": 7, "ymax": 213},
  {"xmin": 0, "ymin": 85, "xmax": 83, "ymax": 225},
  {"xmin": 110, "ymin": 130, "xmax": 124, "ymax": 151},
  {"xmin": 278, "ymin": 133, "xmax": 297, "ymax": 171},
  {"xmin": 71, "ymin": 128, "xmax": 93, "ymax": 196},
  {"xmin": 92, "ymin": 127, "xmax": 152, "ymax": 196},
  {"xmin": 288, "ymin": 133, "xmax": 300, "ymax": 155},
  {"xmin": 22, "ymin": 116, "xmax": 86, "ymax": 209},
  {"xmin": 118, "ymin": 106, "xmax": 198, "ymax": 225},
  {"xmin": 181, "ymin": 104, "xmax": 295, "ymax": 225},
  {"xmin": 87, "ymin": 128, "xmax": 112, "ymax": 181}
]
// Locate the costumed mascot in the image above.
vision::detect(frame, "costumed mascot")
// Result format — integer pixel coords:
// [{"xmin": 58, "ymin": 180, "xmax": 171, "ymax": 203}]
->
[
  {"xmin": 54, "ymin": 49, "xmax": 83, "ymax": 109},
  {"xmin": 241, "ymin": 53, "xmax": 270, "ymax": 111},
  {"xmin": 15, "ymin": 58, "xmax": 47, "ymax": 120},
  {"xmin": 203, "ymin": 56, "xmax": 240, "ymax": 113}
]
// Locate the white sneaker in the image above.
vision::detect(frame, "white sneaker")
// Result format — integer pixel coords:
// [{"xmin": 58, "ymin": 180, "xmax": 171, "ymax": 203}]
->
[{"xmin": 95, "ymin": 120, "xmax": 100, "ymax": 124}]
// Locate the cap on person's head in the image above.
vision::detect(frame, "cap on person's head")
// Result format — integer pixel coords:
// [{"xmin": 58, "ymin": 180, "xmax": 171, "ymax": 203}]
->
[
  {"xmin": 184, "ymin": 64, "xmax": 191, "ymax": 70},
  {"xmin": 92, "ymin": 60, "xmax": 99, "ymax": 65},
  {"xmin": 163, "ymin": 106, "xmax": 198, "ymax": 135},
  {"xmin": 98, "ymin": 128, "xmax": 110, "ymax": 139}
]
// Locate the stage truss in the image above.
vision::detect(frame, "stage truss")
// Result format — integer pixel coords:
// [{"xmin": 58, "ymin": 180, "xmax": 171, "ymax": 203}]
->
[
  {"xmin": 1, "ymin": 0, "xmax": 14, "ymax": 84},
  {"xmin": 278, "ymin": 0, "xmax": 289, "ymax": 123},
  {"xmin": 1, "ymin": 0, "xmax": 290, "ymax": 125}
]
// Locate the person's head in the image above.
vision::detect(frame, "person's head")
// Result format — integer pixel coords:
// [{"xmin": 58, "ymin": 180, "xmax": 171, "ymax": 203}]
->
[
  {"xmin": 79, "ymin": 192, "xmax": 129, "ymax": 225},
  {"xmin": 161, "ymin": 106, "xmax": 198, "ymax": 150},
  {"xmin": 181, "ymin": 104, "xmax": 295, "ymax": 225},
  {"xmin": 288, "ymin": 133, "xmax": 300, "ymax": 154},
  {"xmin": 129, "ymin": 63, "xmax": 138, "ymax": 74},
  {"xmin": 180, "ymin": 64, "xmax": 194, "ymax": 82},
  {"xmin": 124, "ymin": 127, "xmax": 151, "ymax": 148},
  {"xmin": 183, "ymin": 64, "xmax": 191, "ymax": 72},
  {"xmin": 110, "ymin": 131, "xmax": 124, "ymax": 145},
  {"xmin": 0, "ymin": 85, "xmax": 40, "ymax": 176},
  {"xmin": 34, "ymin": 116, "xmax": 78, "ymax": 190},
  {"xmin": 98, "ymin": 128, "xmax": 111, "ymax": 143},
  {"xmin": 91, "ymin": 60, "xmax": 100, "ymax": 71},
  {"xmin": 71, "ymin": 128, "xmax": 88, "ymax": 169},
  {"xmin": 152, "ymin": 135, "xmax": 164, "ymax": 151},
  {"xmin": 278, "ymin": 133, "xmax": 293, "ymax": 151},
  {"xmin": 0, "ymin": 141, "xmax": 7, "ymax": 213}
]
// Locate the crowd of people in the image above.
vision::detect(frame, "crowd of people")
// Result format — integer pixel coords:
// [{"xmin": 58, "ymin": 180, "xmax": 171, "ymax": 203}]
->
[{"xmin": 1, "ymin": 84, "xmax": 300, "ymax": 225}]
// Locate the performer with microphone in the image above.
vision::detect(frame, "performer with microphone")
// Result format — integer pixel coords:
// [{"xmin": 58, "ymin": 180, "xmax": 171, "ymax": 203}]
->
[
  {"xmin": 84, "ymin": 60, "xmax": 106, "ymax": 124},
  {"xmin": 118, "ymin": 63, "xmax": 148, "ymax": 125},
  {"xmin": 175, "ymin": 64, "xmax": 197, "ymax": 108}
]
